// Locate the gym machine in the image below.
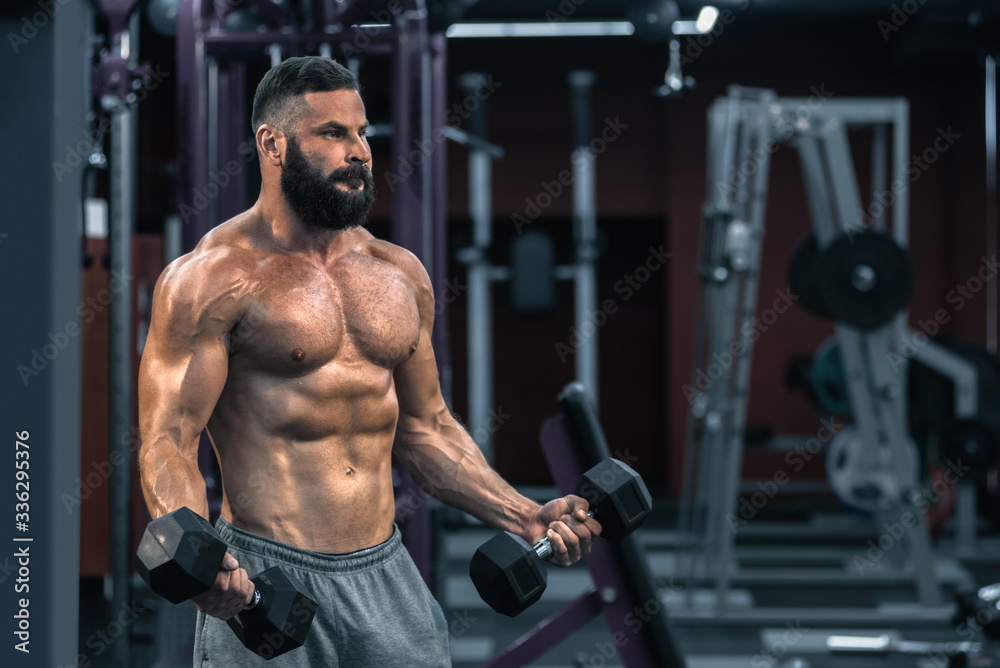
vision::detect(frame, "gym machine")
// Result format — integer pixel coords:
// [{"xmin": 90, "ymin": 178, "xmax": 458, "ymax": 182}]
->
[{"xmin": 677, "ymin": 86, "xmax": 997, "ymax": 621}]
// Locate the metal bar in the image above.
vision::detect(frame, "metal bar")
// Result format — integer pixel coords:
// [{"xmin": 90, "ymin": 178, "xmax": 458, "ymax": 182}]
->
[
  {"xmin": 391, "ymin": 5, "xmax": 433, "ymax": 587},
  {"xmin": 217, "ymin": 58, "xmax": 248, "ymax": 222},
  {"xmin": 442, "ymin": 125, "xmax": 504, "ymax": 158},
  {"xmin": 871, "ymin": 123, "xmax": 887, "ymax": 234},
  {"xmin": 460, "ymin": 72, "xmax": 494, "ymax": 464},
  {"xmin": 430, "ymin": 31, "xmax": 452, "ymax": 408},
  {"xmin": 178, "ymin": 0, "xmax": 211, "ymax": 250},
  {"xmin": 109, "ymin": 13, "xmax": 139, "ymax": 666},
  {"xmin": 568, "ymin": 71, "xmax": 599, "ymax": 410},
  {"xmin": 480, "ymin": 588, "xmax": 603, "ymax": 668},
  {"xmin": 204, "ymin": 30, "xmax": 397, "ymax": 46},
  {"xmin": 717, "ymin": 92, "xmax": 777, "ymax": 611},
  {"xmin": 793, "ymin": 133, "xmax": 841, "ymax": 246},
  {"xmin": 108, "ymin": 113, "xmax": 135, "ymax": 668},
  {"xmin": 987, "ymin": 54, "xmax": 997, "ymax": 354},
  {"xmin": 892, "ymin": 99, "xmax": 910, "ymax": 247},
  {"xmin": 207, "ymin": 55, "xmax": 219, "ymax": 228}
]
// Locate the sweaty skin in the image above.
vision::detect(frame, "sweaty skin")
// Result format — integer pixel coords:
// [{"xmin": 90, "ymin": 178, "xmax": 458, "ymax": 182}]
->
[{"xmin": 137, "ymin": 89, "xmax": 601, "ymax": 621}]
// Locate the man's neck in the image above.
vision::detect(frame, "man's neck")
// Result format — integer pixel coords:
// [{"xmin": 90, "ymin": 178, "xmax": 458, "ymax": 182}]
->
[{"xmin": 248, "ymin": 197, "xmax": 366, "ymax": 263}]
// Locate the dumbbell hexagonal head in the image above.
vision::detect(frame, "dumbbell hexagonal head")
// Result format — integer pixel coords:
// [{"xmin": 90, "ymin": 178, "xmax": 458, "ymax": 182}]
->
[
  {"xmin": 469, "ymin": 532, "xmax": 547, "ymax": 617},
  {"xmin": 227, "ymin": 567, "xmax": 319, "ymax": 659},
  {"xmin": 575, "ymin": 459, "xmax": 652, "ymax": 542},
  {"xmin": 133, "ymin": 507, "xmax": 228, "ymax": 604}
]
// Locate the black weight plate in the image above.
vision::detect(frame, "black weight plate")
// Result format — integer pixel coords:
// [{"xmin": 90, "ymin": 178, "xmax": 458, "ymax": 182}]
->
[
  {"xmin": 788, "ymin": 234, "xmax": 831, "ymax": 318},
  {"xmin": 816, "ymin": 232, "xmax": 914, "ymax": 331}
]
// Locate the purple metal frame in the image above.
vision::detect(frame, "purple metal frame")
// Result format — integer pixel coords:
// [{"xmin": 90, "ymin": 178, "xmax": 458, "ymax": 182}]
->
[
  {"xmin": 175, "ymin": 0, "xmax": 447, "ymax": 585},
  {"xmin": 481, "ymin": 414, "xmax": 670, "ymax": 668}
]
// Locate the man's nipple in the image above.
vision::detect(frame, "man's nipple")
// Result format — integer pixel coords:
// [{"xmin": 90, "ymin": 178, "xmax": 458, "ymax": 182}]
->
[{"xmin": 291, "ymin": 347, "xmax": 307, "ymax": 362}]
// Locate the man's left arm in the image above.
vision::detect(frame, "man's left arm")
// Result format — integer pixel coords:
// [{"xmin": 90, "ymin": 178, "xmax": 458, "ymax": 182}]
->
[{"xmin": 391, "ymin": 253, "xmax": 600, "ymax": 566}]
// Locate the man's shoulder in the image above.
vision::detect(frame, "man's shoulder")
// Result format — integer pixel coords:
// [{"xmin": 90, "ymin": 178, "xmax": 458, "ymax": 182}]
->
[
  {"xmin": 359, "ymin": 236, "xmax": 431, "ymax": 291},
  {"xmin": 156, "ymin": 219, "xmax": 255, "ymax": 305}
]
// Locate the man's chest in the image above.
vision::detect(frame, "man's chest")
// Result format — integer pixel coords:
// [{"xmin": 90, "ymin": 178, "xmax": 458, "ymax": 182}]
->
[{"xmin": 230, "ymin": 252, "xmax": 422, "ymax": 375}]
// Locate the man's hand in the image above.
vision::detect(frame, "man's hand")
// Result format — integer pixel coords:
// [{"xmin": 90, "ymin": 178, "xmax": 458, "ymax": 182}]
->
[
  {"xmin": 190, "ymin": 552, "xmax": 255, "ymax": 620},
  {"xmin": 527, "ymin": 495, "xmax": 602, "ymax": 567}
]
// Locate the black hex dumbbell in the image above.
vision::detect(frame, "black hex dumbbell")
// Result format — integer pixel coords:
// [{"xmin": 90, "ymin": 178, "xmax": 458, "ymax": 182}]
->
[
  {"xmin": 134, "ymin": 507, "xmax": 318, "ymax": 659},
  {"xmin": 469, "ymin": 458, "xmax": 652, "ymax": 617}
]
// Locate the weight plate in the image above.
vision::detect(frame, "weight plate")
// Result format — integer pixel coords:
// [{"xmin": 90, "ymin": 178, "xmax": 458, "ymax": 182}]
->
[
  {"xmin": 816, "ymin": 232, "xmax": 915, "ymax": 331},
  {"xmin": 825, "ymin": 423, "xmax": 920, "ymax": 515},
  {"xmin": 788, "ymin": 234, "xmax": 831, "ymax": 319},
  {"xmin": 809, "ymin": 338, "xmax": 852, "ymax": 415}
]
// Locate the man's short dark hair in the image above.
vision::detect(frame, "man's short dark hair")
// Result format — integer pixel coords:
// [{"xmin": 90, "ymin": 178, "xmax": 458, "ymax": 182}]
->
[{"xmin": 251, "ymin": 56, "xmax": 359, "ymax": 135}]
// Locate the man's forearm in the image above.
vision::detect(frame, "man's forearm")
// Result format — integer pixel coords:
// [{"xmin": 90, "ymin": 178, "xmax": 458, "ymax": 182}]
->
[
  {"xmin": 396, "ymin": 421, "xmax": 542, "ymax": 541},
  {"xmin": 138, "ymin": 437, "xmax": 210, "ymax": 520}
]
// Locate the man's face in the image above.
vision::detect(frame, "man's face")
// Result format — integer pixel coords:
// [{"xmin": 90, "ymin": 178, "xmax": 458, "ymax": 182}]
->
[{"xmin": 279, "ymin": 89, "xmax": 375, "ymax": 231}]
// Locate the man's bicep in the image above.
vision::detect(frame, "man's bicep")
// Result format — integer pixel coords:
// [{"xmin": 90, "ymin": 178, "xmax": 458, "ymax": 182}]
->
[
  {"xmin": 393, "ymin": 331, "xmax": 448, "ymax": 427},
  {"xmin": 138, "ymin": 269, "xmax": 234, "ymax": 456}
]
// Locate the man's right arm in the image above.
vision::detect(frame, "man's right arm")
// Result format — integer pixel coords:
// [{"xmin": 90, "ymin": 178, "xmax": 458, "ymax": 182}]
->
[
  {"xmin": 138, "ymin": 252, "xmax": 241, "ymax": 519},
  {"xmin": 138, "ymin": 252, "xmax": 254, "ymax": 620}
]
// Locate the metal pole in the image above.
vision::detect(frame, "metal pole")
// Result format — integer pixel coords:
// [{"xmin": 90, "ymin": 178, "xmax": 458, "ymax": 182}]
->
[
  {"xmin": 108, "ymin": 14, "xmax": 138, "ymax": 665},
  {"xmin": 178, "ymin": 0, "xmax": 211, "ymax": 250},
  {"xmin": 459, "ymin": 72, "xmax": 494, "ymax": 463},
  {"xmin": 986, "ymin": 54, "xmax": 997, "ymax": 354},
  {"xmin": 568, "ymin": 71, "xmax": 599, "ymax": 411}
]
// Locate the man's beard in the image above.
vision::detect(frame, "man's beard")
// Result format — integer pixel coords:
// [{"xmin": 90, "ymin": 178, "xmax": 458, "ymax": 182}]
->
[{"xmin": 279, "ymin": 135, "xmax": 376, "ymax": 231}]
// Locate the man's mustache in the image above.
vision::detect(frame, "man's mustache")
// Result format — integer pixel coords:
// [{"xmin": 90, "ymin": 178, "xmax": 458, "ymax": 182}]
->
[{"xmin": 326, "ymin": 165, "xmax": 373, "ymax": 186}]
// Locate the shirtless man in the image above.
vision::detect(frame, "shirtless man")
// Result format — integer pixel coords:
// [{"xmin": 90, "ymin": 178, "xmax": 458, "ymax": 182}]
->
[{"xmin": 137, "ymin": 56, "xmax": 601, "ymax": 667}]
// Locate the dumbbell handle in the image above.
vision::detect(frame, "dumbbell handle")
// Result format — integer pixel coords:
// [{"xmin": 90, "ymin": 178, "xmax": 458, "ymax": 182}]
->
[
  {"xmin": 244, "ymin": 588, "xmax": 261, "ymax": 611},
  {"xmin": 533, "ymin": 510, "xmax": 596, "ymax": 560}
]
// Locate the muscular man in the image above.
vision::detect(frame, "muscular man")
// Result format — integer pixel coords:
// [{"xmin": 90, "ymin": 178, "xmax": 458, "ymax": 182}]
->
[{"xmin": 138, "ymin": 56, "xmax": 600, "ymax": 667}]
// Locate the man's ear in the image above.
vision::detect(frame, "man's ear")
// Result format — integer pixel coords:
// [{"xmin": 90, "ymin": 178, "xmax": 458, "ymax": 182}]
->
[{"xmin": 256, "ymin": 124, "xmax": 284, "ymax": 167}]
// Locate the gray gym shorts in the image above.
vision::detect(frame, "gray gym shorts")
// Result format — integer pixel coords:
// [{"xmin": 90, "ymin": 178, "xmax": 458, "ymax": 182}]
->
[{"xmin": 193, "ymin": 518, "xmax": 452, "ymax": 667}]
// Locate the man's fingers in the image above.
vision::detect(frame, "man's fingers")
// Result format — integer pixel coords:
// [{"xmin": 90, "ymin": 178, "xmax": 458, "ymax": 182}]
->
[
  {"xmin": 550, "ymin": 521, "xmax": 582, "ymax": 563},
  {"xmin": 222, "ymin": 552, "xmax": 239, "ymax": 571}
]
